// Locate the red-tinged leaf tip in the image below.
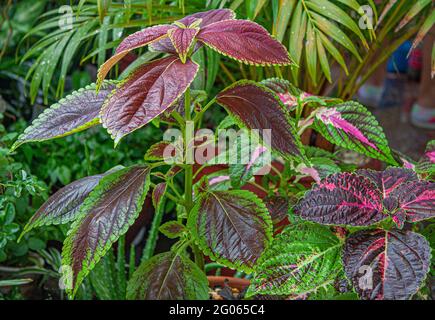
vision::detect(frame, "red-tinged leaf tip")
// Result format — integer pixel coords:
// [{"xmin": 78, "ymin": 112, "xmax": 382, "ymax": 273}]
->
[
  {"xmin": 152, "ymin": 183, "xmax": 167, "ymax": 210},
  {"xmin": 96, "ymin": 25, "xmax": 172, "ymax": 87},
  {"xmin": 100, "ymin": 56, "xmax": 199, "ymax": 144},
  {"xmin": 216, "ymin": 81, "xmax": 303, "ymax": 159},
  {"xmin": 168, "ymin": 26, "xmax": 199, "ymax": 63},
  {"xmin": 344, "ymin": 229, "xmax": 430, "ymax": 300},
  {"xmin": 197, "ymin": 19, "xmax": 293, "ymax": 66}
]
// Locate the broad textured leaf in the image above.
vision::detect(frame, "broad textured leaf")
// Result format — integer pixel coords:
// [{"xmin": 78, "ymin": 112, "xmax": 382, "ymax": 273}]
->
[
  {"xmin": 295, "ymin": 173, "xmax": 385, "ymax": 226},
  {"xmin": 126, "ymin": 251, "xmax": 208, "ymax": 300},
  {"xmin": 217, "ymin": 81, "xmax": 303, "ymax": 159},
  {"xmin": 20, "ymin": 166, "xmax": 123, "ymax": 237},
  {"xmin": 100, "ymin": 56, "xmax": 199, "ymax": 145},
  {"xmin": 343, "ymin": 229, "xmax": 430, "ymax": 300},
  {"xmin": 388, "ymin": 180, "xmax": 435, "ymax": 227},
  {"xmin": 159, "ymin": 221, "xmax": 186, "ymax": 239},
  {"xmin": 89, "ymin": 249, "xmax": 120, "ymax": 300},
  {"xmin": 62, "ymin": 165, "xmax": 151, "ymax": 297},
  {"xmin": 314, "ymin": 102, "xmax": 396, "ymax": 164},
  {"xmin": 150, "ymin": 9, "xmax": 236, "ymax": 54},
  {"xmin": 248, "ymin": 223, "xmax": 343, "ymax": 297},
  {"xmin": 357, "ymin": 168, "xmax": 418, "ymax": 198},
  {"xmin": 168, "ymin": 26, "xmax": 199, "ymax": 63},
  {"xmin": 11, "ymin": 81, "xmax": 116, "ymax": 151},
  {"xmin": 97, "ymin": 24, "xmax": 172, "ymax": 86},
  {"xmin": 197, "ymin": 20, "xmax": 293, "ymax": 66},
  {"xmin": 188, "ymin": 189, "xmax": 272, "ymax": 272}
]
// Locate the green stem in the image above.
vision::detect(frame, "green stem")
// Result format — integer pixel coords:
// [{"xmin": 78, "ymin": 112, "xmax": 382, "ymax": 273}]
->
[{"xmin": 183, "ymin": 87, "xmax": 205, "ymax": 271}]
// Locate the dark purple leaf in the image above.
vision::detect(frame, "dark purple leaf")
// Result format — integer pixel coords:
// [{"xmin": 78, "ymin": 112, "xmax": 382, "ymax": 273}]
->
[
  {"xmin": 188, "ymin": 189, "xmax": 272, "ymax": 272},
  {"xmin": 62, "ymin": 165, "xmax": 151, "ymax": 297},
  {"xmin": 97, "ymin": 24, "xmax": 172, "ymax": 86},
  {"xmin": 343, "ymin": 229, "xmax": 430, "ymax": 300},
  {"xmin": 216, "ymin": 81, "xmax": 303, "ymax": 159},
  {"xmin": 389, "ymin": 180, "xmax": 435, "ymax": 227},
  {"xmin": 357, "ymin": 168, "xmax": 418, "ymax": 197},
  {"xmin": 11, "ymin": 81, "xmax": 116, "ymax": 151},
  {"xmin": 21, "ymin": 166, "xmax": 123, "ymax": 237},
  {"xmin": 126, "ymin": 251, "xmax": 208, "ymax": 300},
  {"xmin": 152, "ymin": 182, "xmax": 167, "ymax": 211},
  {"xmin": 159, "ymin": 221, "xmax": 186, "ymax": 239},
  {"xmin": 197, "ymin": 20, "xmax": 292, "ymax": 66},
  {"xmin": 150, "ymin": 9, "xmax": 236, "ymax": 54},
  {"xmin": 100, "ymin": 56, "xmax": 198, "ymax": 144},
  {"xmin": 168, "ymin": 26, "xmax": 199, "ymax": 63},
  {"xmin": 294, "ymin": 173, "xmax": 385, "ymax": 226}
]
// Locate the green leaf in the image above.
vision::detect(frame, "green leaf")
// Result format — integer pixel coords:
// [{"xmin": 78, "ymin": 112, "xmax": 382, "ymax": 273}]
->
[
  {"xmin": 247, "ymin": 223, "xmax": 343, "ymax": 297},
  {"xmin": 62, "ymin": 165, "xmax": 151, "ymax": 298},
  {"xmin": 126, "ymin": 251, "xmax": 209, "ymax": 300},
  {"xmin": 396, "ymin": 0, "xmax": 432, "ymax": 32}
]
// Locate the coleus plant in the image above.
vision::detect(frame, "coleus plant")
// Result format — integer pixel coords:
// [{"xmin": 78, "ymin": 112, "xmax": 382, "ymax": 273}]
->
[{"xmin": 11, "ymin": 9, "xmax": 434, "ymax": 300}]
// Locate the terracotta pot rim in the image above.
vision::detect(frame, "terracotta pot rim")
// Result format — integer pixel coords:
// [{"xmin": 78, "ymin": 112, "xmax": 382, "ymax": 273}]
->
[{"xmin": 207, "ymin": 275, "xmax": 250, "ymax": 291}]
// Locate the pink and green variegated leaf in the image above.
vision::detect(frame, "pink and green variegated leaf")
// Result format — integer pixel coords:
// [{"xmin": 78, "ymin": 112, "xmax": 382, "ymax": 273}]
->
[
  {"xmin": 357, "ymin": 168, "xmax": 418, "ymax": 198},
  {"xmin": 294, "ymin": 173, "xmax": 385, "ymax": 226},
  {"xmin": 197, "ymin": 20, "xmax": 293, "ymax": 66},
  {"xmin": 11, "ymin": 81, "xmax": 117, "ymax": 151},
  {"xmin": 261, "ymin": 78, "xmax": 341, "ymax": 110},
  {"xmin": 168, "ymin": 26, "xmax": 200, "ymax": 63},
  {"xmin": 388, "ymin": 180, "xmax": 435, "ymax": 228},
  {"xmin": 20, "ymin": 166, "xmax": 124, "ymax": 238},
  {"xmin": 159, "ymin": 221, "xmax": 186, "ymax": 239},
  {"xmin": 100, "ymin": 56, "xmax": 199, "ymax": 145},
  {"xmin": 343, "ymin": 229, "xmax": 430, "ymax": 300},
  {"xmin": 416, "ymin": 140, "xmax": 435, "ymax": 176},
  {"xmin": 314, "ymin": 102, "xmax": 397, "ymax": 165},
  {"xmin": 126, "ymin": 251, "xmax": 208, "ymax": 300},
  {"xmin": 247, "ymin": 223, "xmax": 342, "ymax": 297},
  {"xmin": 216, "ymin": 81, "xmax": 303, "ymax": 159},
  {"xmin": 97, "ymin": 25, "xmax": 172, "ymax": 87},
  {"xmin": 188, "ymin": 189, "xmax": 273, "ymax": 272},
  {"xmin": 150, "ymin": 9, "xmax": 236, "ymax": 54},
  {"xmin": 62, "ymin": 165, "xmax": 151, "ymax": 298}
]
